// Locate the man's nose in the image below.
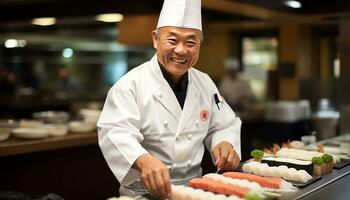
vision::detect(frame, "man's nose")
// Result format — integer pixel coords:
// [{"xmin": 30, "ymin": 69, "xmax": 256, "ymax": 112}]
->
[{"xmin": 174, "ymin": 43, "xmax": 186, "ymax": 55}]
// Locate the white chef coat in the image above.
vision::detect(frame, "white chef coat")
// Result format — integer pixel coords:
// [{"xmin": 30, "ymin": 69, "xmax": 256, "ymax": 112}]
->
[{"xmin": 97, "ymin": 54, "xmax": 241, "ymax": 196}]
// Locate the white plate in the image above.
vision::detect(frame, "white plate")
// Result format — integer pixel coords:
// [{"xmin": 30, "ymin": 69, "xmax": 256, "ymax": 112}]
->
[
  {"xmin": 80, "ymin": 109, "xmax": 101, "ymax": 124},
  {"xmin": 44, "ymin": 124, "xmax": 68, "ymax": 137},
  {"xmin": 19, "ymin": 119, "xmax": 44, "ymax": 128},
  {"xmin": 12, "ymin": 128, "xmax": 49, "ymax": 139},
  {"xmin": 0, "ymin": 128, "xmax": 11, "ymax": 141},
  {"xmin": 69, "ymin": 121, "xmax": 96, "ymax": 133}
]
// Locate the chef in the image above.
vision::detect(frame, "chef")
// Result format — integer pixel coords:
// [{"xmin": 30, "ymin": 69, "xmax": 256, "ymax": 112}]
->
[{"xmin": 97, "ymin": 0, "xmax": 242, "ymax": 199}]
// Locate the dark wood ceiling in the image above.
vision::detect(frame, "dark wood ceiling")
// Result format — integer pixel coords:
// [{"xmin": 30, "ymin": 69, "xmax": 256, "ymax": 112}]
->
[
  {"xmin": 235, "ymin": 0, "xmax": 350, "ymax": 15},
  {"xmin": 1, "ymin": 0, "xmax": 349, "ymax": 22},
  {"xmin": 0, "ymin": 0, "xmax": 162, "ymax": 22},
  {"xmin": 0, "ymin": 0, "xmax": 348, "ymax": 37},
  {"xmin": 0, "ymin": 0, "xmax": 257, "ymax": 36}
]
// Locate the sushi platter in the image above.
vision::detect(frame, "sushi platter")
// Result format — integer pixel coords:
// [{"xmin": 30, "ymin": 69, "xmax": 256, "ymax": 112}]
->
[
  {"xmin": 333, "ymin": 159, "xmax": 350, "ymax": 169},
  {"xmin": 304, "ymin": 135, "xmax": 350, "ymax": 161},
  {"xmin": 170, "ymin": 140, "xmax": 347, "ymax": 200},
  {"xmin": 304, "ymin": 135, "xmax": 350, "ymax": 169},
  {"xmin": 131, "ymin": 138, "xmax": 350, "ymax": 200},
  {"xmin": 287, "ymin": 176, "xmax": 321, "ymax": 188}
]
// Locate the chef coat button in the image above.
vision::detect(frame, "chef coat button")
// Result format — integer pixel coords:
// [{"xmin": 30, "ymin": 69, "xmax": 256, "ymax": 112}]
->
[
  {"xmin": 172, "ymin": 163, "xmax": 177, "ymax": 168},
  {"xmin": 163, "ymin": 121, "xmax": 168, "ymax": 126},
  {"xmin": 187, "ymin": 160, "xmax": 192, "ymax": 167},
  {"xmin": 176, "ymin": 135, "xmax": 180, "ymax": 141},
  {"xmin": 195, "ymin": 120, "xmax": 199, "ymax": 126},
  {"xmin": 188, "ymin": 133, "xmax": 192, "ymax": 140},
  {"xmin": 157, "ymin": 92, "xmax": 162, "ymax": 98}
]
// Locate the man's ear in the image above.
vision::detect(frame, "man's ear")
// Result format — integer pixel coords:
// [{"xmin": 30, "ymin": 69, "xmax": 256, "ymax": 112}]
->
[{"xmin": 151, "ymin": 30, "xmax": 158, "ymax": 49}]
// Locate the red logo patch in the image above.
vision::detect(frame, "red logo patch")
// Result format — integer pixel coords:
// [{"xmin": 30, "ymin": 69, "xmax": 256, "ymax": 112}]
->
[{"xmin": 200, "ymin": 110, "xmax": 209, "ymax": 121}]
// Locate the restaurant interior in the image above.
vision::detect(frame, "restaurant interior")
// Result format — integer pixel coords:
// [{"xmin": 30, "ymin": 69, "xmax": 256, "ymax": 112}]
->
[{"xmin": 1, "ymin": 0, "xmax": 350, "ymax": 199}]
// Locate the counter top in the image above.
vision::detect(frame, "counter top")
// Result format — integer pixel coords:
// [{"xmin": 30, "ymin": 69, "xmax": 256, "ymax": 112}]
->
[
  {"xmin": 133, "ymin": 164, "xmax": 350, "ymax": 200},
  {"xmin": 2, "ymin": 130, "xmax": 350, "ymax": 199},
  {"xmin": 281, "ymin": 164, "xmax": 350, "ymax": 199},
  {"xmin": 0, "ymin": 131, "xmax": 97, "ymax": 157}
]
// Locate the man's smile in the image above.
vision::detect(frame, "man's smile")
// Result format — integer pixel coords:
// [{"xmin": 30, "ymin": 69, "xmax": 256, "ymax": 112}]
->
[{"xmin": 170, "ymin": 57, "xmax": 187, "ymax": 64}]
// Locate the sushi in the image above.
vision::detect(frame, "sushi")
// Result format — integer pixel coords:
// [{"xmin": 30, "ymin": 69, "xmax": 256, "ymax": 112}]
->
[
  {"xmin": 242, "ymin": 161, "xmax": 313, "ymax": 182},
  {"xmin": 189, "ymin": 178, "xmax": 250, "ymax": 198},
  {"xmin": 276, "ymin": 148, "xmax": 340, "ymax": 163},
  {"xmin": 223, "ymin": 171, "xmax": 282, "ymax": 189},
  {"xmin": 171, "ymin": 185, "xmax": 241, "ymax": 200},
  {"xmin": 203, "ymin": 173, "xmax": 264, "ymax": 194},
  {"xmin": 261, "ymin": 157, "xmax": 313, "ymax": 174}
]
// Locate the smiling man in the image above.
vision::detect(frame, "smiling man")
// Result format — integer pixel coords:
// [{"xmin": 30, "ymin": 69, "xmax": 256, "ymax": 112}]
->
[
  {"xmin": 97, "ymin": 0, "xmax": 242, "ymax": 199},
  {"xmin": 152, "ymin": 27, "xmax": 201, "ymax": 83}
]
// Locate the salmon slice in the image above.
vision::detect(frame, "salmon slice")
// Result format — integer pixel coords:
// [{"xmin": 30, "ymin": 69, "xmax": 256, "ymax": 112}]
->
[
  {"xmin": 223, "ymin": 172, "xmax": 281, "ymax": 189},
  {"xmin": 189, "ymin": 178, "xmax": 250, "ymax": 198}
]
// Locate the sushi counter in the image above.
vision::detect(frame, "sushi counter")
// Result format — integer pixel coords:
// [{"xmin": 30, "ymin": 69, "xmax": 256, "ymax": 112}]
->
[
  {"xmin": 0, "ymin": 131, "xmax": 120, "ymax": 200},
  {"xmin": 123, "ymin": 165, "xmax": 350, "ymax": 200},
  {"xmin": 0, "ymin": 131, "xmax": 97, "ymax": 156},
  {"xmin": 280, "ymin": 163, "xmax": 350, "ymax": 200},
  {"xmin": 1, "ymin": 129, "xmax": 350, "ymax": 200},
  {"xmin": 127, "ymin": 136, "xmax": 350, "ymax": 200}
]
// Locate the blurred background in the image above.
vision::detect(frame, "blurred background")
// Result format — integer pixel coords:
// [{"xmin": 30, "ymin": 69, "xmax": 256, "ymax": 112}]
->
[{"xmin": 1, "ymin": 0, "xmax": 350, "ymax": 199}]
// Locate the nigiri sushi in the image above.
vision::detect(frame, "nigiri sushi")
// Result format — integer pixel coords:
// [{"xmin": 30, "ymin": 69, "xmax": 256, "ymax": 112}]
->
[{"xmin": 262, "ymin": 156, "xmax": 313, "ymax": 174}]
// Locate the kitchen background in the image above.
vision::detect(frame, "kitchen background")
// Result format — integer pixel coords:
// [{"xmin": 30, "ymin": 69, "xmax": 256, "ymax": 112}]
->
[{"xmin": 1, "ymin": 0, "xmax": 350, "ymax": 199}]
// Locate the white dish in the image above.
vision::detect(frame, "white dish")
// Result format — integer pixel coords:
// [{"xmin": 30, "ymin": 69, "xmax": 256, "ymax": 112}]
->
[
  {"xmin": 0, "ymin": 119, "xmax": 18, "ymax": 128},
  {"xmin": 69, "ymin": 121, "xmax": 96, "ymax": 133},
  {"xmin": 80, "ymin": 109, "xmax": 101, "ymax": 124},
  {"xmin": 44, "ymin": 124, "xmax": 69, "ymax": 137},
  {"xmin": 12, "ymin": 128, "xmax": 49, "ymax": 139},
  {"xmin": 0, "ymin": 128, "xmax": 12, "ymax": 141},
  {"xmin": 33, "ymin": 111, "xmax": 70, "ymax": 123},
  {"xmin": 80, "ymin": 108, "xmax": 101, "ymax": 117},
  {"xmin": 19, "ymin": 119, "xmax": 44, "ymax": 128}
]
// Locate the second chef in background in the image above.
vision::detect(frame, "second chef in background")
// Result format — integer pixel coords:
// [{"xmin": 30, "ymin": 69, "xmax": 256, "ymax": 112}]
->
[{"xmin": 97, "ymin": 0, "xmax": 242, "ymax": 199}]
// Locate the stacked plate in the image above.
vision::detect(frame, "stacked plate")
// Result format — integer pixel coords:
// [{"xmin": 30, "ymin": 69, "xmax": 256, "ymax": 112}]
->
[
  {"xmin": 0, "ymin": 128, "xmax": 12, "ymax": 141},
  {"xmin": 12, "ymin": 127, "xmax": 49, "ymax": 139},
  {"xmin": 68, "ymin": 121, "xmax": 96, "ymax": 133},
  {"xmin": 0, "ymin": 119, "xmax": 19, "ymax": 141},
  {"xmin": 12, "ymin": 119, "xmax": 69, "ymax": 139}
]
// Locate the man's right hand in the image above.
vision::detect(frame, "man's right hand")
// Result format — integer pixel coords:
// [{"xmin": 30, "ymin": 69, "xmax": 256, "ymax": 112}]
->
[{"xmin": 133, "ymin": 153, "xmax": 171, "ymax": 199}]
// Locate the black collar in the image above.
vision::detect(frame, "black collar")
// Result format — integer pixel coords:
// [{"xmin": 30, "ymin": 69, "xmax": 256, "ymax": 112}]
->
[{"xmin": 159, "ymin": 61, "xmax": 188, "ymax": 91}]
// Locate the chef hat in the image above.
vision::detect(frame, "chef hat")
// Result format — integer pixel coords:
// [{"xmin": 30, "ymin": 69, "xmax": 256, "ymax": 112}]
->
[
  {"xmin": 224, "ymin": 57, "xmax": 240, "ymax": 70},
  {"xmin": 156, "ymin": 0, "xmax": 202, "ymax": 32}
]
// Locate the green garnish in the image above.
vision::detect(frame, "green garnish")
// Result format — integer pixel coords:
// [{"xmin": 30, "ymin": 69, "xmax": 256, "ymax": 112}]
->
[
  {"xmin": 245, "ymin": 192, "xmax": 263, "ymax": 200},
  {"xmin": 322, "ymin": 154, "xmax": 333, "ymax": 163},
  {"xmin": 312, "ymin": 156, "xmax": 323, "ymax": 165},
  {"xmin": 250, "ymin": 149, "xmax": 264, "ymax": 159}
]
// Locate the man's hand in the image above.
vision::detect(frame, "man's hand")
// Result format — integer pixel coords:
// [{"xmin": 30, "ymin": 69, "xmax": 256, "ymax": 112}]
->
[
  {"xmin": 212, "ymin": 141, "xmax": 240, "ymax": 172},
  {"xmin": 133, "ymin": 153, "xmax": 171, "ymax": 199}
]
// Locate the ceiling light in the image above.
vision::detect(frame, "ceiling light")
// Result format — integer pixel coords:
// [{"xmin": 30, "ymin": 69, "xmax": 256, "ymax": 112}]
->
[
  {"xmin": 95, "ymin": 13, "xmax": 124, "ymax": 23},
  {"xmin": 284, "ymin": 0, "xmax": 302, "ymax": 8},
  {"xmin": 31, "ymin": 17, "xmax": 56, "ymax": 26},
  {"xmin": 62, "ymin": 48, "xmax": 73, "ymax": 58},
  {"xmin": 4, "ymin": 39, "xmax": 27, "ymax": 48}
]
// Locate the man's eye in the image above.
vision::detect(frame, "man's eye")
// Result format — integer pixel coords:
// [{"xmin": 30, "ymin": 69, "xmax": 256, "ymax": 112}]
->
[
  {"xmin": 168, "ymin": 39, "xmax": 176, "ymax": 43},
  {"xmin": 187, "ymin": 41, "xmax": 197, "ymax": 46}
]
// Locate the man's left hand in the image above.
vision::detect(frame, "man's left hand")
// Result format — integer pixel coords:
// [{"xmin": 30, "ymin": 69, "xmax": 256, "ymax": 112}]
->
[{"xmin": 212, "ymin": 141, "xmax": 240, "ymax": 172}]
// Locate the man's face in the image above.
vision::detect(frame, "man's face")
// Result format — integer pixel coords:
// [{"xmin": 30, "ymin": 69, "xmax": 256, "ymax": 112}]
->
[{"xmin": 152, "ymin": 26, "xmax": 202, "ymax": 81}]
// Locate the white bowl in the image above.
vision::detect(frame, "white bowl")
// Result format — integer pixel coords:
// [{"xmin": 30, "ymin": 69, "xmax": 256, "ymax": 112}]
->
[
  {"xmin": 12, "ymin": 127, "xmax": 49, "ymax": 139},
  {"xmin": 0, "ymin": 119, "xmax": 18, "ymax": 128},
  {"xmin": 19, "ymin": 119, "xmax": 44, "ymax": 128},
  {"xmin": 69, "ymin": 121, "xmax": 96, "ymax": 133},
  {"xmin": 80, "ymin": 109, "xmax": 101, "ymax": 124},
  {"xmin": 44, "ymin": 124, "xmax": 69, "ymax": 137},
  {"xmin": 33, "ymin": 111, "xmax": 70, "ymax": 123},
  {"xmin": 80, "ymin": 108, "xmax": 101, "ymax": 117},
  {"xmin": 0, "ymin": 128, "xmax": 12, "ymax": 141}
]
